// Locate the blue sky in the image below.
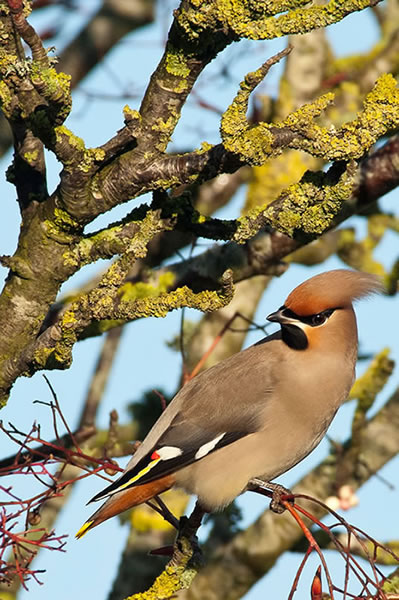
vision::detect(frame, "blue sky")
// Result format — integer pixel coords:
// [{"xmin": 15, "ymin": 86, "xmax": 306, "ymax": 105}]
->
[{"xmin": 0, "ymin": 2, "xmax": 398, "ymax": 599}]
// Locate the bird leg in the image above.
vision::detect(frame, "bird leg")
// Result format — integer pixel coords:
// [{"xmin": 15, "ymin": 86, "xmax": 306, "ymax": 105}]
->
[
  {"xmin": 179, "ymin": 501, "xmax": 207, "ymax": 539},
  {"xmin": 248, "ymin": 478, "xmax": 294, "ymax": 514},
  {"xmin": 150, "ymin": 501, "xmax": 206, "ymax": 558},
  {"xmin": 172, "ymin": 502, "xmax": 205, "ymax": 567},
  {"xmin": 152, "ymin": 494, "xmax": 180, "ymax": 529}
]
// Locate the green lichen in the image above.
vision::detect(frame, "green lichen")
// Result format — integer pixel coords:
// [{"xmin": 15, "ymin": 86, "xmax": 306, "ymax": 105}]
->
[
  {"xmin": 55, "ymin": 125, "xmax": 85, "ymax": 152},
  {"xmin": 197, "ymin": 141, "xmax": 213, "ymax": 153},
  {"xmin": 33, "ymin": 346, "xmax": 54, "ymax": 369},
  {"xmin": 147, "ymin": 100, "xmax": 180, "ymax": 152},
  {"xmin": 50, "ymin": 309, "xmax": 80, "ymax": 367},
  {"xmin": 225, "ymin": 89, "xmax": 332, "ymax": 164},
  {"xmin": 279, "ymin": 92, "xmax": 334, "ymax": 129},
  {"xmin": 0, "ymin": 79, "xmax": 13, "ymax": 116},
  {"xmin": 222, "ymin": 73, "xmax": 399, "ymax": 167},
  {"xmin": 217, "ymin": 0, "xmax": 383, "ymax": 40},
  {"xmin": 151, "ymin": 175, "xmax": 186, "ymax": 189},
  {"xmin": 151, "ymin": 115, "xmax": 176, "ymax": 134},
  {"xmin": 117, "ymin": 276, "xmax": 234, "ymax": 321},
  {"xmin": 54, "ymin": 126, "xmax": 104, "ymax": 170},
  {"xmin": 119, "ymin": 272, "xmax": 176, "ymax": 303},
  {"xmin": 165, "ymin": 46, "xmax": 191, "ymax": 78},
  {"xmin": 68, "ymin": 207, "xmax": 174, "ymax": 270},
  {"xmin": 30, "ymin": 63, "xmax": 71, "ymax": 120},
  {"xmin": 126, "ymin": 537, "xmax": 197, "ymax": 600},
  {"xmin": 22, "ymin": 0, "xmax": 32, "ymax": 17},
  {"xmin": 79, "ymin": 147, "xmax": 106, "ymax": 173},
  {"xmin": 33, "ymin": 311, "xmax": 81, "ymax": 369},
  {"xmin": 123, "ymin": 105, "xmax": 141, "ymax": 122},
  {"xmin": 44, "ymin": 220, "xmax": 76, "ymax": 244},
  {"xmin": 297, "ymin": 74, "xmax": 399, "ymax": 161},
  {"xmin": 52, "ymin": 207, "xmax": 81, "ymax": 232},
  {"xmin": 220, "ymin": 59, "xmax": 280, "ymax": 162},
  {"xmin": 349, "ymin": 349, "xmax": 394, "ymax": 407},
  {"xmin": 61, "ymin": 310, "xmax": 78, "ymax": 327},
  {"xmin": 63, "ymin": 226, "xmax": 124, "ymax": 269},
  {"xmin": 174, "ymin": 77, "xmax": 189, "ymax": 93},
  {"xmin": 0, "ymin": 53, "xmax": 21, "ymax": 75},
  {"xmin": 234, "ymin": 162, "xmax": 356, "ymax": 242}
]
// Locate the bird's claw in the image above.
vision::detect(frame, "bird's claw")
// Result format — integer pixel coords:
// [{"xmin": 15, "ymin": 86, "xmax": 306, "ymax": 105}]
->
[
  {"xmin": 249, "ymin": 478, "xmax": 293, "ymax": 513},
  {"xmin": 270, "ymin": 496, "xmax": 286, "ymax": 513},
  {"xmin": 269, "ymin": 482, "xmax": 293, "ymax": 513}
]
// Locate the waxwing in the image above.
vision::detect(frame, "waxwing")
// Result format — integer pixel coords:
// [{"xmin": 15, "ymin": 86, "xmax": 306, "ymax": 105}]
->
[{"xmin": 76, "ymin": 269, "xmax": 381, "ymax": 538}]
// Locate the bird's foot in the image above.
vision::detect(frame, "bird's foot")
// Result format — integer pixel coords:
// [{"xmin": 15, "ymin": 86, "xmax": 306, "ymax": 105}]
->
[
  {"xmin": 181, "ymin": 502, "xmax": 207, "ymax": 537},
  {"xmin": 249, "ymin": 478, "xmax": 293, "ymax": 514},
  {"xmin": 173, "ymin": 502, "xmax": 205, "ymax": 568},
  {"xmin": 269, "ymin": 482, "xmax": 292, "ymax": 514}
]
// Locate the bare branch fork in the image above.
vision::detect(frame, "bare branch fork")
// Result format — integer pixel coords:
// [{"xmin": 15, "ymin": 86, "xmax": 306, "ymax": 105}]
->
[{"xmin": 0, "ymin": 381, "xmax": 126, "ymax": 588}]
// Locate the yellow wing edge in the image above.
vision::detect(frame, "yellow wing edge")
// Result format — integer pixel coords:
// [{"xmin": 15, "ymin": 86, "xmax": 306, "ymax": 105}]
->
[{"xmin": 116, "ymin": 457, "xmax": 161, "ymax": 491}]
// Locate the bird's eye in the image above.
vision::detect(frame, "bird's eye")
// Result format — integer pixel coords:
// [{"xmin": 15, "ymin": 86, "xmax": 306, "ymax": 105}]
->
[{"xmin": 311, "ymin": 313, "xmax": 326, "ymax": 326}]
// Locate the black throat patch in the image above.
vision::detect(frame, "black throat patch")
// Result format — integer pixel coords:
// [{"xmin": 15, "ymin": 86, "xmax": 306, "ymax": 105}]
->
[{"xmin": 281, "ymin": 324, "xmax": 308, "ymax": 350}]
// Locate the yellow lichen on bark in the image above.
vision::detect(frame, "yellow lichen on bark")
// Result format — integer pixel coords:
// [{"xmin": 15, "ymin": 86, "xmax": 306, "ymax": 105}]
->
[
  {"xmin": 217, "ymin": 0, "xmax": 384, "ymax": 40},
  {"xmin": 125, "ymin": 537, "xmax": 198, "ymax": 600},
  {"xmin": 222, "ymin": 73, "xmax": 399, "ymax": 166}
]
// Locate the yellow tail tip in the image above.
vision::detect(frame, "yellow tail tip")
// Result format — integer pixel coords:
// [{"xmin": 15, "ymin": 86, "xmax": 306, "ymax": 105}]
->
[{"xmin": 75, "ymin": 520, "xmax": 93, "ymax": 539}]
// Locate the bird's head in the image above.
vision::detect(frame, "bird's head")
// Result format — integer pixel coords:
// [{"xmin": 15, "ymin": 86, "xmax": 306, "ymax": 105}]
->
[{"xmin": 267, "ymin": 270, "xmax": 382, "ymax": 350}]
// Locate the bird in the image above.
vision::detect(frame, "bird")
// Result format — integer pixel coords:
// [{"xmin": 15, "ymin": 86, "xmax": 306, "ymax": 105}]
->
[{"xmin": 76, "ymin": 269, "xmax": 382, "ymax": 539}]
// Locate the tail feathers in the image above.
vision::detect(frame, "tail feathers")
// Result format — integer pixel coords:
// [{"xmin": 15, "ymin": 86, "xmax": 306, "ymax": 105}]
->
[
  {"xmin": 76, "ymin": 474, "xmax": 175, "ymax": 539},
  {"xmin": 76, "ymin": 519, "xmax": 94, "ymax": 539}
]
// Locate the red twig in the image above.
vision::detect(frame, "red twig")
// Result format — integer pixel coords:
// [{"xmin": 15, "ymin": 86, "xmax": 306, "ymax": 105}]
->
[
  {"xmin": 0, "ymin": 389, "xmax": 123, "ymax": 589},
  {"xmin": 282, "ymin": 500, "xmax": 335, "ymax": 599},
  {"xmin": 250, "ymin": 486, "xmax": 398, "ymax": 600}
]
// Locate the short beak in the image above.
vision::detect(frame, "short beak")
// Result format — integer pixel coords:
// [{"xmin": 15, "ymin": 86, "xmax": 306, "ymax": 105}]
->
[
  {"xmin": 267, "ymin": 307, "xmax": 294, "ymax": 325},
  {"xmin": 267, "ymin": 308, "xmax": 285, "ymax": 323}
]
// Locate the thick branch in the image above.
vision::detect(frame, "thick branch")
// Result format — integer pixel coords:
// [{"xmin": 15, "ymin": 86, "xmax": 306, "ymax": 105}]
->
[
  {"xmin": 25, "ymin": 133, "xmax": 399, "ymax": 373},
  {"xmin": 103, "ymin": 135, "xmax": 399, "ymax": 302}
]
